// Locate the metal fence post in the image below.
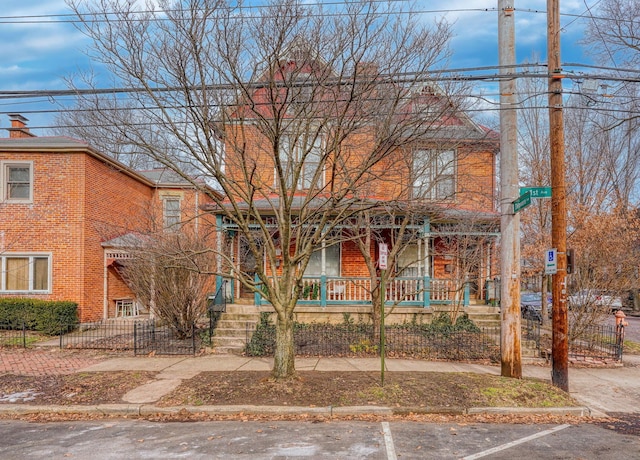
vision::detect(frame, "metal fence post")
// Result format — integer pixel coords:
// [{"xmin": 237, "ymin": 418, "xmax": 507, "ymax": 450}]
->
[{"xmin": 192, "ymin": 323, "xmax": 196, "ymax": 355}]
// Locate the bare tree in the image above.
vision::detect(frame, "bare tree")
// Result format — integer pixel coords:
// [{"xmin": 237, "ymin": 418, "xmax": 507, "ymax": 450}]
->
[
  {"xmin": 116, "ymin": 231, "xmax": 216, "ymax": 338},
  {"xmin": 584, "ymin": 0, "xmax": 640, "ymax": 69},
  {"xmin": 67, "ymin": 0, "xmax": 458, "ymax": 380},
  {"xmin": 50, "ymin": 72, "xmax": 158, "ymax": 170}
]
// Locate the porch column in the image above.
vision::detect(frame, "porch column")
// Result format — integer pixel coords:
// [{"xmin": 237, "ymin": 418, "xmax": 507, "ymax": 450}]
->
[
  {"xmin": 320, "ymin": 239, "xmax": 327, "ymax": 307},
  {"xmin": 254, "ymin": 273, "xmax": 262, "ymax": 306},
  {"xmin": 422, "ymin": 220, "xmax": 431, "ymax": 308}
]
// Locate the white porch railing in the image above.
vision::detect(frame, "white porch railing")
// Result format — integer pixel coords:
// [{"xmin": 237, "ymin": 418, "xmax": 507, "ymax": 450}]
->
[{"xmin": 253, "ymin": 276, "xmax": 469, "ymax": 307}]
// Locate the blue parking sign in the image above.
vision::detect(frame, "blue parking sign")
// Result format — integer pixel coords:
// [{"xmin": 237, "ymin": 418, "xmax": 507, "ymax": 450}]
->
[{"xmin": 545, "ymin": 249, "xmax": 557, "ymax": 274}]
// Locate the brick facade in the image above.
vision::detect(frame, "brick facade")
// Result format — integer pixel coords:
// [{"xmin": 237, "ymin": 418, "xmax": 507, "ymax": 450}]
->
[{"xmin": 0, "ymin": 125, "xmax": 217, "ymax": 322}]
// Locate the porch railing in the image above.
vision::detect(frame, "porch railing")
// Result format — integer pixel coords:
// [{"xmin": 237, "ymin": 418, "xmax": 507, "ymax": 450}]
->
[{"xmin": 252, "ymin": 275, "xmax": 470, "ymax": 307}]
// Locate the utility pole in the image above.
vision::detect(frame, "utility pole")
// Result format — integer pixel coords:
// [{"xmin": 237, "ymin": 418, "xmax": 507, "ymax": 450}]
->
[
  {"xmin": 547, "ymin": 0, "xmax": 569, "ymax": 391},
  {"xmin": 498, "ymin": 1, "xmax": 522, "ymax": 378}
]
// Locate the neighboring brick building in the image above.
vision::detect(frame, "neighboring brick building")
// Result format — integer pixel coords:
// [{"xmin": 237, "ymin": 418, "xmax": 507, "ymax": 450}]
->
[{"xmin": 0, "ymin": 115, "xmax": 217, "ymax": 321}]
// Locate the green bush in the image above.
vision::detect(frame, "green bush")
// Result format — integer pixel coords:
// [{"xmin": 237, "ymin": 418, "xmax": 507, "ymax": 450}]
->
[
  {"xmin": 245, "ymin": 312, "xmax": 275, "ymax": 356},
  {"xmin": 0, "ymin": 298, "xmax": 78, "ymax": 335}
]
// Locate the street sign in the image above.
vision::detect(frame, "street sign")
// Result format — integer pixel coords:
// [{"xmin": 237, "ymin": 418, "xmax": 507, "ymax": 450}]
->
[
  {"xmin": 513, "ymin": 191, "xmax": 531, "ymax": 213},
  {"xmin": 520, "ymin": 186, "xmax": 552, "ymax": 198},
  {"xmin": 545, "ymin": 248, "xmax": 558, "ymax": 275},
  {"xmin": 379, "ymin": 243, "xmax": 388, "ymax": 270}
]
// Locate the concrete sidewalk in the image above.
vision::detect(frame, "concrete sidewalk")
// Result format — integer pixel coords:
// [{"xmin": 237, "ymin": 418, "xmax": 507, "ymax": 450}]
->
[
  {"xmin": 76, "ymin": 354, "xmax": 640, "ymax": 416},
  {"xmin": 2, "ymin": 351, "xmax": 639, "ymax": 418}
]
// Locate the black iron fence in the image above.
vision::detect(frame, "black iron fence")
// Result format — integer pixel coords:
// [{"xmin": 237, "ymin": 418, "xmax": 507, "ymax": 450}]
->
[
  {"xmin": 0, "ymin": 320, "xmax": 31, "ymax": 348},
  {"xmin": 59, "ymin": 320, "xmax": 139, "ymax": 351},
  {"xmin": 569, "ymin": 323, "xmax": 624, "ymax": 361},
  {"xmin": 1, "ymin": 319, "xmax": 206, "ymax": 355},
  {"xmin": 246, "ymin": 320, "xmax": 503, "ymax": 361},
  {"xmin": 1, "ymin": 313, "xmax": 626, "ymax": 362},
  {"xmin": 133, "ymin": 320, "xmax": 202, "ymax": 355}
]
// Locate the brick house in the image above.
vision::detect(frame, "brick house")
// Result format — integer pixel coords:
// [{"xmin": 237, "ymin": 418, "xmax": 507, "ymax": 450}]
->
[
  {"xmin": 213, "ymin": 58, "xmax": 500, "ymax": 315},
  {"xmin": 0, "ymin": 114, "xmax": 218, "ymax": 322}
]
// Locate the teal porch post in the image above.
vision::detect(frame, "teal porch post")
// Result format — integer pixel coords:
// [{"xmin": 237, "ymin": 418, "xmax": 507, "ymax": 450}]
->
[
  {"xmin": 216, "ymin": 275, "xmax": 223, "ymax": 294},
  {"xmin": 254, "ymin": 273, "xmax": 262, "ymax": 306},
  {"xmin": 463, "ymin": 282, "xmax": 470, "ymax": 306},
  {"xmin": 320, "ymin": 274, "xmax": 327, "ymax": 308},
  {"xmin": 422, "ymin": 276, "xmax": 431, "ymax": 308}
]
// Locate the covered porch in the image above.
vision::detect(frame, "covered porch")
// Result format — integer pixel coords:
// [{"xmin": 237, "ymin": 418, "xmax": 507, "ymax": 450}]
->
[{"xmin": 216, "ymin": 210, "xmax": 498, "ymax": 309}]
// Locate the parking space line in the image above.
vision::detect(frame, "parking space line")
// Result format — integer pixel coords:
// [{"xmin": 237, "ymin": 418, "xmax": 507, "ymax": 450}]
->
[
  {"xmin": 381, "ymin": 422, "xmax": 397, "ymax": 460},
  {"xmin": 461, "ymin": 424, "xmax": 571, "ymax": 460}
]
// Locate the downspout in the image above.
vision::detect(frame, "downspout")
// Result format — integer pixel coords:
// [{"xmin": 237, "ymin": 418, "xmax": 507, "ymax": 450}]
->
[
  {"xmin": 103, "ymin": 250, "xmax": 108, "ymax": 319},
  {"xmin": 194, "ymin": 190, "xmax": 199, "ymax": 236}
]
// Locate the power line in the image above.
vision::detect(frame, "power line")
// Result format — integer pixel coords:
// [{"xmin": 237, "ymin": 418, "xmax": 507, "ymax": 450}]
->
[{"xmin": 0, "ymin": 2, "xmax": 631, "ymax": 25}]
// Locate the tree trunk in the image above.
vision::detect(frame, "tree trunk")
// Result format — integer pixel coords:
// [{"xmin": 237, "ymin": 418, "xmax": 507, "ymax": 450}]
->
[
  {"xmin": 370, "ymin": 285, "xmax": 381, "ymax": 343},
  {"xmin": 272, "ymin": 313, "xmax": 296, "ymax": 380}
]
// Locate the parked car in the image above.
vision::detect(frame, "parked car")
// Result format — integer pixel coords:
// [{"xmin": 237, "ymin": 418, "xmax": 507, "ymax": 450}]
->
[
  {"xmin": 521, "ymin": 292, "xmax": 552, "ymax": 323},
  {"xmin": 567, "ymin": 289, "xmax": 623, "ymax": 312}
]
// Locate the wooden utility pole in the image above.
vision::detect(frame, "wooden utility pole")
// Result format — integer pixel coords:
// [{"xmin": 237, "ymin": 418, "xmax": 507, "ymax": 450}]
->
[
  {"xmin": 547, "ymin": 0, "xmax": 569, "ymax": 391},
  {"xmin": 498, "ymin": 1, "xmax": 522, "ymax": 378}
]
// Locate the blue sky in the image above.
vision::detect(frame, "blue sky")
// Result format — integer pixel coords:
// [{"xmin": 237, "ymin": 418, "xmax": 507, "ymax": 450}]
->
[{"xmin": 0, "ymin": 1, "xmax": 598, "ymax": 134}]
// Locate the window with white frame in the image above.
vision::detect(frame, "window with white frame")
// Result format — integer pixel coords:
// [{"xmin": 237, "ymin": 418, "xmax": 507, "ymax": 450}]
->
[
  {"xmin": 397, "ymin": 243, "xmax": 422, "ymax": 277},
  {"xmin": 304, "ymin": 243, "xmax": 340, "ymax": 277},
  {"xmin": 413, "ymin": 149, "xmax": 456, "ymax": 200},
  {"xmin": 2, "ymin": 162, "xmax": 33, "ymax": 202},
  {"xmin": 163, "ymin": 197, "xmax": 181, "ymax": 230},
  {"xmin": 277, "ymin": 134, "xmax": 323, "ymax": 190},
  {"xmin": 1, "ymin": 254, "xmax": 50, "ymax": 292}
]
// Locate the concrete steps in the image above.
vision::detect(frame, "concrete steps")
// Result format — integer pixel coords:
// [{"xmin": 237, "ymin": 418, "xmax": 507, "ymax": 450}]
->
[
  {"xmin": 463, "ymin": 304, "xmax": 501, "ymax": 328},
  {"xmin": 211, "ymin": 304, "xmax": 260, "ymax": 354}
]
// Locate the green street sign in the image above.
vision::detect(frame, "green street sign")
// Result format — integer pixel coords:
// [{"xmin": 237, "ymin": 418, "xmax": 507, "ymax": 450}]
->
[
  {"xmin": 513, "ymin": 191, "xmax": 531, "ymax": 213},
  {"xmin": 520, "ymin": 186, "xmax": 552, "ymax": 198}
]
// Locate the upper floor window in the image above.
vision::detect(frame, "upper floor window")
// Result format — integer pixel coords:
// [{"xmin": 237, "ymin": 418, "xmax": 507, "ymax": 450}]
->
[
  {"xmin": 2, "ymin": 162, "xmax": 33, "ymax": 202},
  {"xmin": 1, "ymin": 254, "xmax": 50, "ymax": 292},
  {"xmin": 163, "ymin": 197, "xmax": 181, "ymax": 230},
  {"xmin": 277, "ymin": 135, "xmax": 323, "ymax": 190},
  {"xmin": 413, "ymin": 149, "xmax": 456, "ymax": 200}
]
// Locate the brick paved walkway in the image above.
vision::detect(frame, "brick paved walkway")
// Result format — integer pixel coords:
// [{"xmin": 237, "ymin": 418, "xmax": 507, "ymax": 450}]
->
[{"xmin": 0, "ymin": 348, "xmax": 110, "ymax": 376}]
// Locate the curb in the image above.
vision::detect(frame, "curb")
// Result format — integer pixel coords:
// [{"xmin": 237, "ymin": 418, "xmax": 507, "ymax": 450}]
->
[{"xmin": 0, "ymin": 404, "xmax": 593, "ymax": 418}]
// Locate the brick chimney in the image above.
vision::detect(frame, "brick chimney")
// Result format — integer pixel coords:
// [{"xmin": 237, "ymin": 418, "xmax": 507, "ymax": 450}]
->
[{"xmin": 8, "ymin": 114, "xmax": 36, "ymax": 138}]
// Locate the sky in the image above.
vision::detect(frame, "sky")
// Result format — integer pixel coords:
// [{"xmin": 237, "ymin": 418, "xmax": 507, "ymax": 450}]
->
[{"xmin": 0, "ymin": 1, "xmax": 600, "ymax": 134}]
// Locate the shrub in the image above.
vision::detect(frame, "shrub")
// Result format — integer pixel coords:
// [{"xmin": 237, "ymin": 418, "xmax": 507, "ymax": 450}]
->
[
  {"xmin": 454, "ymin": 312, "xmax": 481, "ymax": 333},
  {"xmin": 245, "ymin": 312, "xmax": 275, "ymax": 356},
  {"xmin": 0, "ymin": 298, "xmax": 78, "ymax": 335}
]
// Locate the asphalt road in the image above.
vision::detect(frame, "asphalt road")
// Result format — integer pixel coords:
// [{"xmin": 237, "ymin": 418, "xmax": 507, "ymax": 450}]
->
[
  {"xmin": 624, "ymin": 316, "xmax": 640, "ymax": 343},
  {"xmin": 1, "ymin": 420, "xmax": 638, "ymax": 459}
]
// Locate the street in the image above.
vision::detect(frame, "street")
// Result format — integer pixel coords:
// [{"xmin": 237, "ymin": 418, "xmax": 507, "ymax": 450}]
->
[
  {"xmin": 1, "ymin": 419, "xmax": 638, "ymax": 459},
  {"xmin": 624, "ymin": 316, "xmax": 640, "ymax": 343}
]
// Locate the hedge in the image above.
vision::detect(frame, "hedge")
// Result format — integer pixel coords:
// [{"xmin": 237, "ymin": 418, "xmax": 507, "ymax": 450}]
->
[{"xmin": 0, "ymin": 298, "xmax": 78, "ymax": 335}]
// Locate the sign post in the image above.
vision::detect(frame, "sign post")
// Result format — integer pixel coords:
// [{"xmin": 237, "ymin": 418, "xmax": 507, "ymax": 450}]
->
[{"xmin": 378, "ymin": 243, "xmax": 388, "ymax": 386}]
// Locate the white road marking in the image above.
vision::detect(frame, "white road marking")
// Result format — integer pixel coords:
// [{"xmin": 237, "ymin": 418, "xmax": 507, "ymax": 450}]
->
[
  {"xmin": 461, "ymin": 424, "xmax": 571, "ymax": 460},
  {"xmin": 381, "ymin": 422, "xmax": 397, "ymax": 460}
]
